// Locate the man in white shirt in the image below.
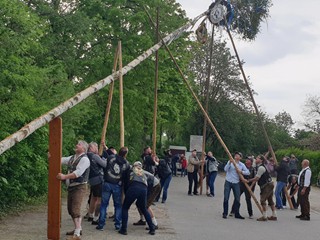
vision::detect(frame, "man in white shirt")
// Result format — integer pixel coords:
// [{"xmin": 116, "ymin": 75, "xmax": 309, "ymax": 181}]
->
[
  {"xmin": 296, "ymin": 159, "xmax": 312, "ymax": 221},
  {"xmin": 57, "ymin": 140, "xmax": 90, "ymax": 240}
]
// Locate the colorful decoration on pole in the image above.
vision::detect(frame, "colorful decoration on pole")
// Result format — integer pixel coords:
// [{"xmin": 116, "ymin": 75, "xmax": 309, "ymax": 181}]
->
[{"xmin": 208, "ymin": 0, "xmax": 234, "ymax": 26}]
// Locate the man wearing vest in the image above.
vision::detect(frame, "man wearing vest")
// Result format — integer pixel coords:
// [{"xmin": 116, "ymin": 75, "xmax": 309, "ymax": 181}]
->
[
  {"xmin": 96, "ymin": 147, "xmax": 130, "ymax": 231},
  {"xmin": 57, "ymin": 140, "xmax": 90, "ymax": 240},
  {"xmin": 296, "ymin": 159, "xmax": 312, "ymax": 221},
  {"xmin": 248, "ymin": 155, "xmax": 277, "ymax": 221}
]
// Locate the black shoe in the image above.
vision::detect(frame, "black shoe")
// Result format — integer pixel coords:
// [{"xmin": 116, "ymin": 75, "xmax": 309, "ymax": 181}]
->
[
  {"xmin": 148, "ymin": 229, "xmax": 155, "ymax": 235},
  {"xmin": 91, "ymin": 220, "xmax": 99, "ymax": 225},
  {"xmin": 161, "ymin": 200, "xmax": 166, "ymax": 203},
  {"xmin": 222, "ymin": 214, "xmax": 227, "ymax": 219},
  {"xmin": 188, "ymin": 193, "xmax": 193, "ymax": 196},
  {"xmin": 300, "ymin": 216, "xmax": 310, "ymax": 221},
  {"xmin": 146, "ymin": 225, "xmax": 159, "ymax": 230},
  {"xmin": 118, "ymin": 229, "xmax": 128, "ymax": 235},
  {"xmin": 193, "ymin": 192, "xmax": 199, "ymax": 196},
  {"xmin": 296, "ymin": 215, "xmax": 303, "ymax": 218},
  {"xmin": 133, "ymin": 220, "xmax": 146, "ymax": 225},
  {"xmin": 235, "ymin": 215, "xmax": 245, "ymax": 219},
  {"xmin": 66, "ymin": 230, "xmax": 82, "ymax": 235},
  {"xmin": 88, "ymin": 217, "xmax": 93, "ymax": 222}
]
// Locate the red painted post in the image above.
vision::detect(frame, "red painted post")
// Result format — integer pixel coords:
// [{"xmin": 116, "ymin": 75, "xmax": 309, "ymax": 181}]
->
[{"xmin": 48, "ymin": 118, "xmax": 62, "ymax": 240}]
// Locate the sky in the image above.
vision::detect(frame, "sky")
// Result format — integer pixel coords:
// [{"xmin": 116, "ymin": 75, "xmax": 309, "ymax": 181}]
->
[{"xmin": 176, "ymin": 0, "xmax": 320, "ymax": 129}]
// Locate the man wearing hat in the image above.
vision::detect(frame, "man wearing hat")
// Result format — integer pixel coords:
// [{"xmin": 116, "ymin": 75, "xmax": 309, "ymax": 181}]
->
[{"xmin": 222, "ymin": 152, "xmax": 249, "ymax": 219}]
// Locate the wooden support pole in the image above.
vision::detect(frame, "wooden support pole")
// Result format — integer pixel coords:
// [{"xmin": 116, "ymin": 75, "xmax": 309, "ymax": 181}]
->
[
  {"xmin": 225, "ymin": 26, "xmax": 294, "ymax": 210},
  {"xmin": 48, "ymin": 117, "xmax": 62, "ymax": 240},
  {"xmin": 119, "ymin": 41, "xmax": 125, "ymax": 147},
  {"xmin": 99, "ymin": 46, "xmax": 119, "ymax": 155},
  {"xmin": 144, "ymin": 8, "xmax": 263, "ymax": 214},
  {"xmin": 152, "ymin": 7, "xmax": 160, "ymax": 155},
  {"xmin": 200, "ymin": 24, "xmax": 215, "ymax": 195}
]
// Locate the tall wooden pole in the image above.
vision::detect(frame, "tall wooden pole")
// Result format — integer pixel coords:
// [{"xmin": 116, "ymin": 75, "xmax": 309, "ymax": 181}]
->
[
  {"xmin": 48, "ymin": 117, "xmax": 62, "ymax": 240},
  {"xmin": 200, "ymin": 24, "xmax": 215, "ymax": 195},
  {"xmin": 152, "ymin": 8, "xmax": 160, "ymax": 154},
  {"xmin": 118, "ymin": 41, "xmax": 125, "ymax": 147},
  {"xmin": 99, "ymin": 46, "xmax": 119, "ymax": 156},
  {"xmin": 144, "ymin": 9, "xmax": 263, "ymax": 214},
  {"xmin": 225, "ymin": 26, "xmax": 294, "ymax": 210}
]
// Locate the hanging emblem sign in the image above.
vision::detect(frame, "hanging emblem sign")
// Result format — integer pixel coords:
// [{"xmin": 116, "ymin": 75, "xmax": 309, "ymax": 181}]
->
[{"xmin": 209, "ymin": 4, "xmax": 226, "ymax": 24}]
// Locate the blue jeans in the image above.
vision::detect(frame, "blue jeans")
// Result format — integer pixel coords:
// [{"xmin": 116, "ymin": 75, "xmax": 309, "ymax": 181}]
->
[
  {"xmin": 208, "ymin": 171, "xmax": 218, "ymax": 196},
  {"xmin": 275, "ymin": 181, "xmax": 286, "ymax": 209},
  {"xmin": 98, "ymin": 182, "xmax": 122, "ymax": 229},
  {"xmin": 158, "ymin": 174, "xmax": 172, "ymax": 202},
  {"xmin": 121, "ymin": 183, "xmax": 154, "ymax": 231},
  {"xmin": 223, "ymin": 180, "xmax": 240, "ymax": 216}
]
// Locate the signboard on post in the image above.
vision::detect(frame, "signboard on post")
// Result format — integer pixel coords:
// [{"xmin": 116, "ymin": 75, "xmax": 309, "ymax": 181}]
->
[{"xmin": 190, "ymin": 135, "xmax": 203, "ymax": 152}]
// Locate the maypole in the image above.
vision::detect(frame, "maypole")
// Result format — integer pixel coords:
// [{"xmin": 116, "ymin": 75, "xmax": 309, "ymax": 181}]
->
[{"xmin": 144, "ymin": 5, "xmax": 263, "ymax": 214}]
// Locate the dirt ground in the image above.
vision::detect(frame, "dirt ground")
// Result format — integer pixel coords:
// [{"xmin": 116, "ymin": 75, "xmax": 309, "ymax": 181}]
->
[{"xmin": 0, "ymin": 187, "xmax": 176, "ymax": 240}]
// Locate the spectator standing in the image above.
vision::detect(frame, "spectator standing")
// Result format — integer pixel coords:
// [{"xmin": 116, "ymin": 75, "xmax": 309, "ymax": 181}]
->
[
  {"xmin": 205, "ymin": 151, "xmax": 219, "ymax": 197},
  {"xmin": 296, "ymin": 159, "xmax": 312, "ymax": 221},
  {"xmin": 180, "ymin": 154, "xmax": 187, "ymax": 177},
  {"xmin": 187, "ymin": 149, "xmax": 203, "ymax": 196}
]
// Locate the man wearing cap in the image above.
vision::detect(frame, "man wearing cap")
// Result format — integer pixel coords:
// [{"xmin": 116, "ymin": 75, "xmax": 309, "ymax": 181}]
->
[
  {"xmin": 248, "ymin": 155, "xmax": 277, "ymax": 221},
  {"xmin": 222, "ymin": 152, "xmax": 249, "ymax": 219}
]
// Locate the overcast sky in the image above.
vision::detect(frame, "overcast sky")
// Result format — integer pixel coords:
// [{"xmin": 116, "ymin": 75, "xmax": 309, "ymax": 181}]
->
[{"xmin": 176, "ymin": 0, "xmax": 320, "ymax": 129}]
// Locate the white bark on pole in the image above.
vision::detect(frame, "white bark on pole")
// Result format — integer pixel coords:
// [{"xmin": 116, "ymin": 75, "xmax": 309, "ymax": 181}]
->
[{"xmin": 0, "ymin": 11, "xmax": 208, "ymax": 156}]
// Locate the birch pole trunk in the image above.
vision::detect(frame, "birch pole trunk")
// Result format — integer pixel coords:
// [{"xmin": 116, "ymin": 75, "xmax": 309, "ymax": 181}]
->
[
  {"xmin": 0, "ymin": 10, "xmax": 208, "ymax": 156},
  {"xmin": 118, "ymin": 41, "xmax": 125, "ymax": 147},
  {"xmin": 98, "ymin": 45, "xmax": 119, "ymax": 156},
  {"xmin": 225, "ymin": 26, "xmax": 294, "ymax": 210},
  {"xmin": 145, "ymin": 9, "xmax": 263, "ymax": 214},
  {"xmin": 152, "ymin": 7, "xmax": 160, "ymax": 155}
]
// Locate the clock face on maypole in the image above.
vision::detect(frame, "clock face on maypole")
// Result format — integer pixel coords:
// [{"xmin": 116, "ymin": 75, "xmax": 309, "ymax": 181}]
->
[{"xmin": 209, "ymin": 4, "xmax": 226, "ymax": 24}]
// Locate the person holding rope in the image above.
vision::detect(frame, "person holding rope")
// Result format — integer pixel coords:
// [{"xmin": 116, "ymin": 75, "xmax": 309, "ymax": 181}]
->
[
  {"xmin": 222, "ymin": 152, "xmax": 249, "ymax": 219},
  {"xmin": 248, "ymin": 155, "xmax": 277, "ymax": 221}
]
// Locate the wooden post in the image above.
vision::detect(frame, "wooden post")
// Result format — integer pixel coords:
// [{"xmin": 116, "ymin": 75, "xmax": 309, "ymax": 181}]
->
[
  {"xmin": 118, "ymin": 41, "xmax": 125, "ymax": 147},
  {"xmin": 152, "ymin": 7, "xmax": 159, "ymax": 154},
  {"xmin": 144, "ymin": 9, "xmax": 263, "ymax": 214},
  {"xmin": 99, "ymin": 46, "xmax": 120, "ymax": 156},
  {"xmin": 48, "ymin": 117, "xmax": 62, "ymax": 240},
  {"xmin": 225, "ymin": 26, "xmax": 294, "ymax": 210},
  {"xmin": 200, "ymin": 24, "xmax": 215, "ymax": 195}
]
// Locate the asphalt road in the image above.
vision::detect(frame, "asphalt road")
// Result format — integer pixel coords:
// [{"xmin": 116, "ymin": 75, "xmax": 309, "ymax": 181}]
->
[
  {"xmin": 168, "ymin": 173, "xmax": 320, "ymax": 240},
  {"xmin": 1, "ymin": 173, "xmax": 320, "ymax": 240}
]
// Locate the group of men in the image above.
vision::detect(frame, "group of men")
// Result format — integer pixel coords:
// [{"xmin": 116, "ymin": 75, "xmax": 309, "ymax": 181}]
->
[
  {"xmin": 55, "ymin": 141, "xmax": 313, "ymax": 240},
  {"xmin": 56, "ymin": 141, "xmax": 165, "ymax": 240},
  {"xmin": 222, "ymin": 151, "xmax": 312, "ymax": 222}
]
